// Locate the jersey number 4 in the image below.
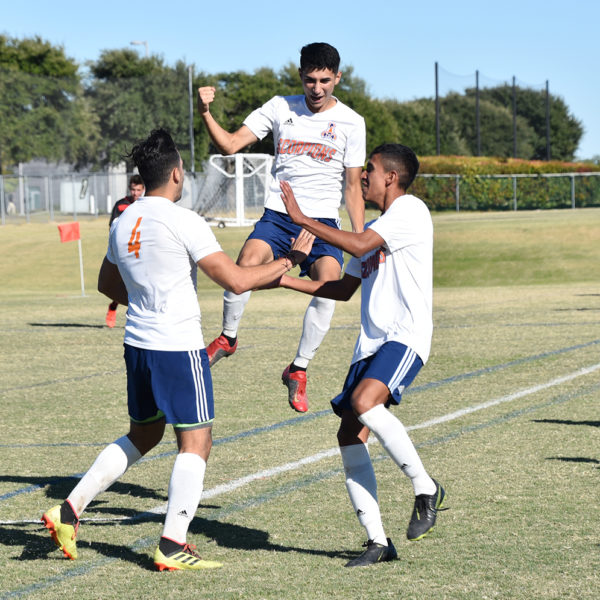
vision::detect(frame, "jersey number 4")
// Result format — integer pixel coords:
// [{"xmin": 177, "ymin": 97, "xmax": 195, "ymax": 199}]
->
[{"xmin": 128, "ymin": 217, "xmax": 142, "ymax": 258}]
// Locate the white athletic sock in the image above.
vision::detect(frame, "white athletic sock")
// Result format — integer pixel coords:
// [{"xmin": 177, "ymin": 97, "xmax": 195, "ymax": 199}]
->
[
  {"xmin": 222, "ymin": 290, "xmax": 251, "ymax": 338},
  {"xmin": 161, "ymin": 453, "xmax": 206, "ymax": 544},
  {"xmin": 340, "ymin": 444, "xmax": 387, "ymax": 546},
  {"xmin": 67, "ymin": 435, "xmax": 142, "ymax": 517},
  {"xmin": 294, "ymin": 296, "xmax": 336, "ymax": 367},
  {"xmin": 358, "ymin": 405, "xmax": 436, "ymax": 496}
]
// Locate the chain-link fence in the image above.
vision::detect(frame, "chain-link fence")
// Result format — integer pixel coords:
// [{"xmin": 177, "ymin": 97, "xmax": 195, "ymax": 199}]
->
[
  {"xmin": 0, "ymin": 154, "xmax": 273, "ymax": 225},
  {"xmin": 412, "ymin": 172, "xmax": 600, "ymax": 211},
  {"xmin": 2, "ymin": 162, "xmax": 599, "ymax": 225}
]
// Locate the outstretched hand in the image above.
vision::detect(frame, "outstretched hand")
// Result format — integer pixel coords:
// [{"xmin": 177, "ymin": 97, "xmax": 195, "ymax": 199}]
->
[
  {"xmin": 280, "ymin": 180, "xmax": 306, "ymax": 225},
  {"xmin": 288, "ymin": 228, "xmax": 315, "ymax": 266},
  {"xmin": 253, "ymin": 229, "xmax": 315, "ymax": 291}
]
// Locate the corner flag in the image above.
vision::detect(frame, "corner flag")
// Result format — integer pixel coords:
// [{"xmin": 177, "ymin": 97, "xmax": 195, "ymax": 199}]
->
[
  {"xmin": 58, "ymin": 222, "xmax": 81, "ymax": 243},
  {"xmin": 57, "ymin": 222, "xmax": 85, "ymax": 296}
]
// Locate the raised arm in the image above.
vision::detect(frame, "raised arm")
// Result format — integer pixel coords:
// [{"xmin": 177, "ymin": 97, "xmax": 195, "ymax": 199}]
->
[
  {"xmin": 280, "ymin": 180, "xmax": 384, "ymax": 258},
  {"xmin": 344, "ymin": 166, "xmax": 364, "ymax": 233},
  {"xmin": 197, "ymin": 86, "xmax": 259, "ymax": 155}
]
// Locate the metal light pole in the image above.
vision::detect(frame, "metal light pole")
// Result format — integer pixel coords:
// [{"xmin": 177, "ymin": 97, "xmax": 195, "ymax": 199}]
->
[
  {"xmin": 545, "ymin": 80, "xmax": 551, "ymax": 161},
  {"xmin": 475, "ymin": 70, "xmax": 480, "ymax": 156},
  {"xmin": 188, "ymin": 66, "xmax": 196, "ymax": 174},
  {"xmin": 130, "ymin": 40, "xmax": 149, "ymax": 57},
  {"xmin": 435, "ymin": 62, "xmax": 440, "ymax": 155}
]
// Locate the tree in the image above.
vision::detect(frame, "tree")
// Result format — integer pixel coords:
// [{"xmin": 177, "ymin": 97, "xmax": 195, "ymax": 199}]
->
[
  {"xmin": 0, "ymin": 35, "xmax": 99, "ymax": 173},
  {"xmin": 384, "ymin": 99, "xmax": 438, "ymax": 155},
  {"xmin": 88, "ymin": 49, "xmax": 193, "ymax": 168},
  {"xmin": 470, "ymin": 85, "xmax": 583, "ymax": 161},
  {"xmin": 439, "ymin": 92, "xmax": 537, "ymax": 158}
]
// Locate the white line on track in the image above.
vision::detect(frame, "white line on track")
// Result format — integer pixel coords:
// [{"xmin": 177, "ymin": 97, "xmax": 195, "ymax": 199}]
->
[{"xmin": 3, "ymin": 363, "xmax": 599, "ymax": 525}]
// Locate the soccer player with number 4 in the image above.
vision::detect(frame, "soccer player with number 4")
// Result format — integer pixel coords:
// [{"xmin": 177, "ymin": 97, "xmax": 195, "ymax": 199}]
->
[
  {"xmin": 198, "ymin": 42, "xmax": 366, "ymax": 413},
  {"xmin": 42, "ymin": 129, "xmax": 314, "ymax": 571},
  {"xmin": 278, "ymin": 143, "xmax": 446, "ymax": 567}
]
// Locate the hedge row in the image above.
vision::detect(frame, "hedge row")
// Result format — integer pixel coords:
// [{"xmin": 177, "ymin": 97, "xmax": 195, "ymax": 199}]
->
[
  {"xmin": 411, "ymin": 155, "xmax": 600, "ymax": 211},
  {"xmin": 417, "ymin": 155, "xmax": 600, "ymax": 175},
  {"xmin": 412, "ymin": 173, "xmax": 600, "ymax": 211}
]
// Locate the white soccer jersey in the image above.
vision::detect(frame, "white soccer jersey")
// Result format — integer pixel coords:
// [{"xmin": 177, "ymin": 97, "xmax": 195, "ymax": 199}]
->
[
  {"xmin": 106, "ymin": 196, "xmax": 222, "ymax": 351},
  {"xmin": 345, "ymin": 194, "xmax": 433, "ymax": 364},
  {"xmin": 243, "ymin": 95, "xmax": 366, "ymax": 218}
]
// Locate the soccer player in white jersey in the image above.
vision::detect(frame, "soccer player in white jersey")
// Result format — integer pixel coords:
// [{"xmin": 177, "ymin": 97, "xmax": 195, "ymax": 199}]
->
[
  {"xmin": 197, "ymin": 42, "xmax": 366, "ymax": 413},
  {"xmin": 41, "ymin": 129, "xmax": 314, "ymax": 571},
  {"xmin": 278, "ymin": 143, "xmax": 446, "ymax": 567}
]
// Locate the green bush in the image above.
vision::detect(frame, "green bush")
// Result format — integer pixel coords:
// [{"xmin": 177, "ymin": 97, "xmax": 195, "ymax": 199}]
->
[{"xmin": 413, "ymin": 155, "xmax": 600, "ymax": 210}]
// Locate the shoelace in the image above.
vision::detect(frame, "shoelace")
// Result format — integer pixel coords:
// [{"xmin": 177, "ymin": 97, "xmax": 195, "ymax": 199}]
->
[
  {"xmin": 413, "ymin": 495, "xmax": 433, "ymax": 519},
  {"xmin": 182, "ymin": 543, "xmax": 202, "ymax": 558}
]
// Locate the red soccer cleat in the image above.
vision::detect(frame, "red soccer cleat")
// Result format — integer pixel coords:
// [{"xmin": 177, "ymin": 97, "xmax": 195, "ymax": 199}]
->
[
  {"xmin": 206, "ymin": 335, "xmax": 237, "ymax": 367},
  {"xmin": 282, "ymin": 365, "xmax": 308, "ymax": 412},
  {"xmin": 105, "ymin": 305, "xmax": 117, "ymax": 328}
]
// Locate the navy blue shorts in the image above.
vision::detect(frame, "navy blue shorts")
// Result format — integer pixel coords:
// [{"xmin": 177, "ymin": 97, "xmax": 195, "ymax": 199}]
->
[
  {"xmin": 248, "ymin": 209, "xmax": 343, "ymax": 277},
  {"xmin": 331, "ymin": 342, "xmax": 423, "ymax": 417},
  {"xmin": 124, "ymin": 344, "xmax": 214, "ymax": 429}
]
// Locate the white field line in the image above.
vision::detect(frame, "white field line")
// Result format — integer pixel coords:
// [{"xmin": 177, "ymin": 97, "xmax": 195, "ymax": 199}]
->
[
  {"xmin": 4, "ymin": 363, "xmax": 599, "ymax": 525},
  {"xmin": 408, "ymin": 362, "xmax": 600, "ymax": 431}
]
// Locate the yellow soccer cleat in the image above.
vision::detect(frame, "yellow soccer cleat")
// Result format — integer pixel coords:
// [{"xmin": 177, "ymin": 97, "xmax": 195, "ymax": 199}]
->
[
  {"xmin": 154, "ymin": 543, "xmax": 222, "ymax": 571},
  {"xmin": 41, "ymin": 505, "xmax": 79, "ymax": 560}
]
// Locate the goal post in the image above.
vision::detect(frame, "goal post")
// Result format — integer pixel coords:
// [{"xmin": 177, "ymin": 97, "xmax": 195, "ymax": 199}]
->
[{"xmin": 193, "ymin": 153, "xmax": 273, "ymax": 227}]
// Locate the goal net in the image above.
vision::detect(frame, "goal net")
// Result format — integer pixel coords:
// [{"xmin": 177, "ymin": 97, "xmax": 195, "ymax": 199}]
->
[{"xmin": 192, "ymin": 153, "xmax": 273, "ymax": 227}]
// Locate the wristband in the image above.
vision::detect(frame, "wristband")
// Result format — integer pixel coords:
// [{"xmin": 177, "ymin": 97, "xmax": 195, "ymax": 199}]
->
[{"xmin": 285, "ymin": 252, "xmax": 298, "ymax": 267}]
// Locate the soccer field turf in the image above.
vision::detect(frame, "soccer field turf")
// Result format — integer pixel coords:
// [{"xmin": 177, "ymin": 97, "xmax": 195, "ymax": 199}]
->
[{"xmin": 0, "ymin": 209, "xmax": 599, "ymax": 599}]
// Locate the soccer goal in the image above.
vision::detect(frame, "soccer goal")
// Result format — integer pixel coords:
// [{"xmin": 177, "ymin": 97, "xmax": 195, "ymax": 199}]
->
[{"xmin": 192, "ymin": 153, "xmax": 273, "ymax": 227}]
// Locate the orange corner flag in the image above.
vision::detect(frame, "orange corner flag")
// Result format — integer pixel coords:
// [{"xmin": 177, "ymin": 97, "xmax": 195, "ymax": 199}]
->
[{"xmin": 58, "ymin": 222, "xmax": 81, "ymax": 243}]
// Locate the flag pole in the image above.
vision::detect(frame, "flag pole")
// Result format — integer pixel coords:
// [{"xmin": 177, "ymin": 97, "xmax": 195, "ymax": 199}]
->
[{"xmin": 77, "ymin": 238, "xmax": 85, "ymax": 296}]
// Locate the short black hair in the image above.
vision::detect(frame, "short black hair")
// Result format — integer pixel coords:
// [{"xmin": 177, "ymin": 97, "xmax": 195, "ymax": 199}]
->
[
  {"xmin": 371, "ymin": 143, "xmax": 420, "ymax": 190},
  {"xmin": 300, "ymin": 42, "xmax": 340, "ymax": 74},
  {"xmin": 129, "ymin": 174, "xmax": 144, "ymax": 187},
  {"xmin": 126, "ymin": 129, "xmax": 180, "ymax": 192}
]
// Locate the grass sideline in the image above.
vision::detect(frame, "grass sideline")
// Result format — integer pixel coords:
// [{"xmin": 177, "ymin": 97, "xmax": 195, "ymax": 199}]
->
[{"xmin": 0, "ymin": 208, "xmax": 599, "ymax": 599}]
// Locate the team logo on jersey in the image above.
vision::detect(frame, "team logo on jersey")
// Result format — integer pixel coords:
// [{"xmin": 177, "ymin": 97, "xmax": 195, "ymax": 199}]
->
[
  {"xmin": 277, "ymin": 138, "xmax": 337, "ymax": 163},
  {"xmin": 361, "ymin": 247, "xmax": 386, "ymax": 279},
  {"xmin": 321, "ymin": 122, "xmax": 337, "ymax": 141}
]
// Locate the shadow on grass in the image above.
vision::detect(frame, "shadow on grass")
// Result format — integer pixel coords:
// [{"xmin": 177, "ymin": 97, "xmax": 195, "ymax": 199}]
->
[
  {"xmin": 30, "ymin": 323, "xmax": 106, "ymax": 329},
  {"xmin": 3, "ymin": 523, "xmax": 148, "ymax": 569},
  {"xmin": 0, "ymin": 474, "xmax": 166, "ymax": 502},
  {"xmin": 6, "ymin": 511, "xmax": 351, "ymax": 570},
  {"xmin": 532, "ymin": 419, "xmax": 600, "ymax": 427},
  {"xmin": 546, "ymin": 457, "xmax": 599, "ymax": 465},
  {"xmin": 190, "ymin": 516, "xmax": 353, "ymax": 560}
]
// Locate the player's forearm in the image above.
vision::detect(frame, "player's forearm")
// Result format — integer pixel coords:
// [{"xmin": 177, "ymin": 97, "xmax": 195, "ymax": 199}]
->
[
  {"xmin": 344, "ymin": 184, "xmax": 365, "ymax": 233},
  {"xmin": 291, "ymin": 215, "xmax": 368, "ymax": 258},
  {"xmin": 228, "ymin": 257, "xmax": 298, "ymax": 293},
  {"xmin": 279, "ymin": 274, "xmax": 354, "ymax": 301},
  {"xmin": 200, "ymin": 112, "xmax": 238, "ymax": 155}
]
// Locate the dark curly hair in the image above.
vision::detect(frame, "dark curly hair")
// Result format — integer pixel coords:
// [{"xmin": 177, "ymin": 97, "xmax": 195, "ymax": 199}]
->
[{"xmin": 126, "ymin": 129, "xmax": 180, "ymax": 192}]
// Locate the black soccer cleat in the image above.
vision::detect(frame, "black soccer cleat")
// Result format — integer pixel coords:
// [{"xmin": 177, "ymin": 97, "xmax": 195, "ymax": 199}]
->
[
  {"xmin": 344, "ymin": 537, "xmax": 398, "ymax": 567},
  {"xmin": 407, "ymin": 479, "xmax": 446, "ymax": 541}
]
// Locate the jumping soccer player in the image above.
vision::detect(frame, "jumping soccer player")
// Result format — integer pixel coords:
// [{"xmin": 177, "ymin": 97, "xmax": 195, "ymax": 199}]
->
[
  {"xmin": 42, "ymin": 128, "xmax": 314, "ymax": 571},
  {"xmin": 197, "ymin": 42, "xmax": 366, "ymax": 413},
  {"xmin": 105, "ymin": 174, "xmax": 145, "ymax": 328},
  {"xmin": 278, "ymin": 143, "xmax": 445, "ymax": 567}
]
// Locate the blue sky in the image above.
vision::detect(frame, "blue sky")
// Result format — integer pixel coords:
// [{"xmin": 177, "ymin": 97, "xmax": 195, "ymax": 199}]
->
[{"xmin": 3, "ymin": 0, "xmax": 598, "ymax": 159}]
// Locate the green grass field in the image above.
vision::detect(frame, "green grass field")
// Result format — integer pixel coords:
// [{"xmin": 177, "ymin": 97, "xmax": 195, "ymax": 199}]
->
[{"xmin": 1, "ymin": 208, "xmax": 599, "ymax": 599}]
